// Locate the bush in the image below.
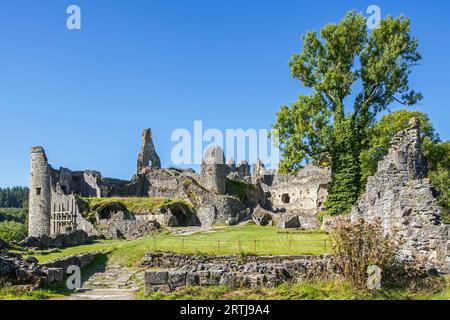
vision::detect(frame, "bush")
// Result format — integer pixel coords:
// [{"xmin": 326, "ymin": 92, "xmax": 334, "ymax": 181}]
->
[
  {"xmin": 330, "ymin": 217, "xmax": 398, "ymax": 288},
  {"xmin": 0, "ymin": 221, "xmax": 27, "ymax": 243}
]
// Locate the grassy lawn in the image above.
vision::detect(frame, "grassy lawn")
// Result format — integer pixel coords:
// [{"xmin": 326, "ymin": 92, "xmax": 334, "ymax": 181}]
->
[{"xmin": 29, "ymin": 224, "xmax": 330, "ymax": 267}]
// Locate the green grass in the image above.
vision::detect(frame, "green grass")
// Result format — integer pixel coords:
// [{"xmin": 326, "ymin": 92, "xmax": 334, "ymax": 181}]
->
[
  {"xmin": 137, "ymin": 276, "xmax": 450, "ymax": 300},
  {"xmin": 28, "ymin": 224, "xmax": 330, "ymax": 267},
  {"xmin": 79, "ymin": 196, "xmax": 194, "ymax": 216}
]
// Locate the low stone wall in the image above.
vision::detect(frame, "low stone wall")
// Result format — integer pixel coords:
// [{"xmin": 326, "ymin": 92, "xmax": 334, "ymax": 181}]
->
[
  {"xmin": 0, "ymin": 251, "xmax": 102, "ymax": 286},
  {"xmin": 143, "ymin": 253, "xmax": 332, "ymax": 293},
  {"xmin": 18, "ymin": 230, "xmax": 91, "ymax": 249},
  {"xmin": 41, "ymin": 251, "xmax": 102, "ymax": 274}
]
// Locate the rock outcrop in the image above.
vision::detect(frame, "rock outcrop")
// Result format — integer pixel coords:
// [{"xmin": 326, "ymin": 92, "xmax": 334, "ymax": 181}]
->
[
  {"xmin": 351, "ymin": 117, "xmax": 449, "ymax": 273},
  {"xmin": 252, "ymin": 206, "xmax": 273, "ymax": 226}
]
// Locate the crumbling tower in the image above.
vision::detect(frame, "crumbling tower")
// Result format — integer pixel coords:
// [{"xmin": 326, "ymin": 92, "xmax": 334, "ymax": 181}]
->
[
  {"xmin": 29, "ymin": 146, "xmax": 51, "ymax": 237},
  {"xmin": 252, "ymin": 159, "xmax": 266, "ymax": 178},
  {"xmin": 201, "ymin": 146, "xmax": 227, "ymax": 194},
  {"xmin": 137, "ymin": 128, "xmax": 161, "ymax": 172}
]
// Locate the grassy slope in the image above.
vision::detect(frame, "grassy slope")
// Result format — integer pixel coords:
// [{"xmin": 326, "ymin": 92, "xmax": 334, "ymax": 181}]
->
[
  {"xmin": 79, "ymin": 197, "xmax": 194, "ymax": 215},
  {"xmin": 30, "ymin": 225, "xmax": 330, "ymax": 267}
]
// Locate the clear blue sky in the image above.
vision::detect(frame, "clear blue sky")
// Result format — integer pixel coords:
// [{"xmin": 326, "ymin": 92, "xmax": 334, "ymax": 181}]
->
[{"xmin": 0, "ymin": 0, "xmax": 449, "ymax": 187}]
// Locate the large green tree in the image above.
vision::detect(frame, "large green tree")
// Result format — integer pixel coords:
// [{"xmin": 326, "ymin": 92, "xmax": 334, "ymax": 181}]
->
[{"xmin": 273, "ymin": 12, "xmax": 422, "ymax": 215}]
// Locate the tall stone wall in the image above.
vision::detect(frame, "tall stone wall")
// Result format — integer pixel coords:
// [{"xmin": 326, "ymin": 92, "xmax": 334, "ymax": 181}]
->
[
  {"xmin": 200, "ymin": 146, "xmax": 227, "ymax": 195},
  {"xmin": 137, "ymin": 128, "xmax": 161, "ymax": 172},
  {"xmin": 351, "ymin": 118, "xmax": 449, "ymax": 273},
  {"xmin": 261, "ymin": 165, "xmax": 330, "ymax": 229},
  {"xmin": 29, "ymin": 147, "xmax": 51, "ymax": 237}
]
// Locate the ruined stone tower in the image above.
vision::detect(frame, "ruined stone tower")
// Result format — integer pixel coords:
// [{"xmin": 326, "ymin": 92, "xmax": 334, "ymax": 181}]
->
[
  {"xmin": 252, "ymin": 159, "xmax": 265, "ymax": 178},
  {"xmin": 201, "ymin": 146, "xmax": 227, "ymax": 195},
  {"xmin": 29, "ymin": 146, "xmax": 51, "ymax": 237},
  {"xmin": 137, "ymin": 128, "xmax": 161, "ymax": 172},
  {"xmin": 351, "ymin": 117, "xmax": 449, "ymax": 272},
  {"xmin": 237, "ymin": 160, "xmax": 251, "ymax": 177}
]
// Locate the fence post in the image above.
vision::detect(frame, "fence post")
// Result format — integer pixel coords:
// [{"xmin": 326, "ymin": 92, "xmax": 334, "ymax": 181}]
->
[
  {"xmin": 254, "ymin": 239, "xmax": 257, "ymax": 253},
  {"xmin": 324, "ymin": 239, "xmax": 327, "ymax": 252},
  {"xmin": 288, "ymin": 237, "xmax": 292, "ymax": 254},
  {"xmin": 182, "ymin": 238, "xmax": 185, "ymax": 251},
  {"xmin": 153, "ymin": 236, "xmax": 156, "ymax": 251},
  {"xmin": 217, "ymin": 240, "xmax": 220, "ymax": 254}
]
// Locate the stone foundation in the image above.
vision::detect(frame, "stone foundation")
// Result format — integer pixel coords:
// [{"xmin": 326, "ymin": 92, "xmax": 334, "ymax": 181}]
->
[{"xmin": 142, "ymin": 252, "xmax": 331, "ymax": 293}]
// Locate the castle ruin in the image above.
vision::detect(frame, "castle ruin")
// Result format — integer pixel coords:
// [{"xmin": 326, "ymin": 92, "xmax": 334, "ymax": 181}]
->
[
  {"xmin": 27, "ymin": 129, "xmax": 331, "ymax": 240},
  {"xmin": 351, "ymin": 117, "xmax": 449, "ymax": 272},
  {"xmin": 26, "ymin": 120, "xmax": 449, "ymax": 272}
]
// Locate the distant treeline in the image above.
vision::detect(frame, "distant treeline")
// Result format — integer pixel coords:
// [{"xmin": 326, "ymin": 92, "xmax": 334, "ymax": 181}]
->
[
  {"xmin": 0, "ymin": 208, "xmax": 27, "ymax": 223},
  {"xmin": 0, "ymin": 187, "xmax": 29, "ymax": 208}
]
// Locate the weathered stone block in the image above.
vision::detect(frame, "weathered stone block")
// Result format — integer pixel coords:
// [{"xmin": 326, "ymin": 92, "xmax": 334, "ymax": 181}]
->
[
  {"xmin": 145, "ymin": 270, "xmax": 168, "ymax": 285},
  {"xmin": 46, "ymin": 268, "xmax": 64, "ymax": 283}
]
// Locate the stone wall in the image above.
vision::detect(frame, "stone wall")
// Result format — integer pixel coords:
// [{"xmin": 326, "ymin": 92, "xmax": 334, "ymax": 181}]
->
[
  {"xmin": 137, "ymin": 128, "xmax": 161, "ymax": 172},
  {"xmin": 142, "ymin": 252, "xmax": 331, "ymax": 292},
  {"xmin": 19, "ymin": 230, "xmax": 91, "ymax": 250},
  {"xmin": 0, "ymin": 251, "xmax": 102, "ymax": 286},
  {"xmin": 351, "ymin": 118, "xmax": 449, "ymax": 273},
  {"xmin": 41, "ymin": 251, "xmax": 101, "ymax": 275},
  {"xmin": 260, "ymin": 165, "xmax": 330, "ymax": 229},
  {"xmin": 200, "ymin": 146, "xmax": 227, "ymax": 195}
]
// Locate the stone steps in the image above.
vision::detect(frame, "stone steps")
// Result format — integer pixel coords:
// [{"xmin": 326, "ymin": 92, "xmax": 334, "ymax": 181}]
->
[{"xmin": 82, "ymin": 266, "xmax": 144, "ymax": 290}]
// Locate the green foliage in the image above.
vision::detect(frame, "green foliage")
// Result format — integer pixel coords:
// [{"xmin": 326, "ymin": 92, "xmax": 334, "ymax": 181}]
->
[
  {"xmin": 0, "ymin": 208, "xmax": 27, "ymax": 223},
  {"xmin": 0, "ymin": 187, "xmax": 29, "ymax": 208},
  {"xmin": 273, "ymin": 12, "xmax": 422, "ymax": 215},
  {"xmin": 426, "ymin": 141, "xmax": 450, "ymax": 223},
  {"xmin": 0, "ymin": 220, "xmax": 27, "ymax": 242},
  {"xmin": 226, "ymin": 179, "xmax": 252, "ymax": 202},
  {"xmin": 325, "ymin": 117, "xmax": 361, "ymax": 215},
  {"xmin": 330, "ymin": 218, "xmax": 398, "ymax": 288}
]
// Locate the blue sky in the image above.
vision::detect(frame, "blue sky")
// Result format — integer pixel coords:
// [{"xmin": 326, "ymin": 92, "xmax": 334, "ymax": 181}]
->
[{"xmin": 0, "ymin": 0, "xmax": 449, "ymax": 187}]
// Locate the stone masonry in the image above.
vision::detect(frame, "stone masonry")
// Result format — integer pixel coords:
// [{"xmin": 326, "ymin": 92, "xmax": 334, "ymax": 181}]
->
[
  {"xmin": 27, "ymin": 129, "xmax": 334, "ymax": 243},
  {"xmin": 351, "ymin": 117, "xmax": 450, "ymax": 273},
  {"xmin": 29, "ymin": 146, "xmax": 52, "ymax": 238},
  {"xmin": 137, "ymin": 128, "xmax": 161, "ymax": 172},
  {"xmin": 200, "ymin": 146, "xmax": 227, "ymax": 195},
  {"xmin": 142, "ymin": 252, "xmax": 332, "ymax": 292}
]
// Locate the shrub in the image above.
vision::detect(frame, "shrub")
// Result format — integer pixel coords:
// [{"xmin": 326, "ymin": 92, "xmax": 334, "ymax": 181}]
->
[
  {"xmin": 0, "ymin": 221, "xmax": 28, "ymax": 243},
  {"xmin": 330, "ymin": 217, "xmax": 398, "ymax": 288}
]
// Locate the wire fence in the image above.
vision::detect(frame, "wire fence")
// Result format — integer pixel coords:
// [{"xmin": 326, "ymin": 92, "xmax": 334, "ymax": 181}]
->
[{"xmin": 148, "ymin": 236, "xmax": 331, "ymax": 255}]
